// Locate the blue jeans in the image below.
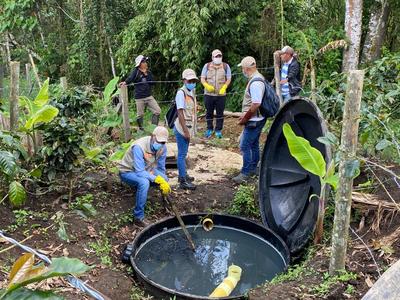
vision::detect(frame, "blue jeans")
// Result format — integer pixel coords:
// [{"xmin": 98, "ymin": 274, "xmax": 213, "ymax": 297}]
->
[
  {"xmin": 174, "ymin": 127, "xmax": 189, "ymax": 178},
  {"xmin": 282, "ymin": 94, "xmax": 291, "ymax": 102},
  {"xmin": 119, "ymin": 171, "xmax": 167, "ymax": 220},
  {"xmin": 239, "ymin": 119, "xmax": 267, "ymax": 175}
]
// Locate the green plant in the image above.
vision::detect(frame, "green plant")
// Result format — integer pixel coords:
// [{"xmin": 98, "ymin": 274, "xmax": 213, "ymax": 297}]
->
[
  {"xmin": 283, "ymin": 123, "xmax": 338, "ymax": 244},
  {"xmin": 312, "ymin": 271, "xmax": 357, "ymax": 296},
  {"xmin": 0, "ymin": 252, "xmax": 91, "ymax": 300},
  {"xmin": 70, "ymin": 194, "xmax": 97, "ymax": 219},
  {"xmin": 269, "ymin": 264, "xmax": 313, "ymax": 285},
  {"xmin": 40, "ymin": 87, "xmax": 94, "ymax": 180},
  {"xmin": 51, "ymin": 211, "xmax": 69, "ymax": 242},
  {"xmin": 129, "ymin": 285, "xmax": 150, "ymax": 300},
  {"xmin": 19, "ymin": 79, "xmax": 59, "ymax": 154},
  {"xmin": 89, "ymin": 235, "xmax": 112, "ymax": 267},
  {"xmin": 228, "ymin": 184, "xmax": 259, "ymax": 218}
]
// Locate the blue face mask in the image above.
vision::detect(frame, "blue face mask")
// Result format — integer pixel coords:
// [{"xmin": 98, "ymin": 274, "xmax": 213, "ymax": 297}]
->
[
  {"xmin": 185, "ymin": 83, "xmax": 196, "ymax": 91},
  {"xmin": 151, "ymin": 142, "xmax": 163, "ymax": 152}
]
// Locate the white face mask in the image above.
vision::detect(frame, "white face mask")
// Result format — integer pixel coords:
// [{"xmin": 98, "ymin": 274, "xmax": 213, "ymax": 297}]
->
[{"xmin": 213, "ymin": 57, "xmax": 222, "ymax": 65}]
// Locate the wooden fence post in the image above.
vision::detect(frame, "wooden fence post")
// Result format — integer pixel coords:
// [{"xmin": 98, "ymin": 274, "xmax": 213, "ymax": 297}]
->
[
  {"xmin": 329, "ymin": 70, "xmax": 365, "ymax": 275},
  {"xmin": 119, "ymin": 85, "xmax": 131, "ymax": 141},
  {"xmin": 0, "ymin": 64, "xmax": 4, "ymax": 99},
  {"xmin": 60, "ymin": 77, "xmax": 68, "ymax": 91},
  {"xmin": 10, "ymin": 61, "xmax": 20, "ymax": 132},
  {"xmin": 25, "ymin": 63, "xmax": 31, "ymax": 93},
  {"xmin": 273, "ymin": 51, "xmax": 283, "ymax": 105}
]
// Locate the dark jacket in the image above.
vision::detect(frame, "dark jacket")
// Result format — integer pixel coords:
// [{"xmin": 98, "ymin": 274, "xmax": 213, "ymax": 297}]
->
[
  {"xmin": 125, "ymin": 68, "xmax": 154, "ymax": 99},
  {"xmin": 284, "ymin": 57, "xmax": 302, "ymax": 96}
]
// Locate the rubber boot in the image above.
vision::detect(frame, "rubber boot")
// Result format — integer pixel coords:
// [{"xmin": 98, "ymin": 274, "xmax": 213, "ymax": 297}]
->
[
  {"xmin": 136, "ymin": 117, "xmax": 144, "ymax": 131},
  {"xmin": 179, "ymin": 177, "xmax": 196, "ymax": 190},
  {"xmin": 151, "ymin": 114, "xmax": 160, "ymax": 126},
  {"xmin": 186, "ymin": 174, "xmax": 195, "ymax": 182}
]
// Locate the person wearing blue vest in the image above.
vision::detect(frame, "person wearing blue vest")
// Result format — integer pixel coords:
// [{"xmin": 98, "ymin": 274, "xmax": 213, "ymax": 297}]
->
[
  {"xmin": 201, "ymin": 49, "xmax": 232, "ymax": 139},
  {"xmin": 119, "ymin": 55, "xmax": 161, "ymax": 130},
  {"xmin": 233, "ymin": 56, "xmax": 267, "ymax": 184},
  {"xmin": 118, "ymin": 126, "xmax": 171, "ymax": 227}
]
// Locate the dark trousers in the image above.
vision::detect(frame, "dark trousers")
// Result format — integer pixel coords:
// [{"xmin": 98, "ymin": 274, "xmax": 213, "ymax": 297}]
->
[{"xmin": 204, "ymin": 95, "xmax": 226, "ymax": 131}]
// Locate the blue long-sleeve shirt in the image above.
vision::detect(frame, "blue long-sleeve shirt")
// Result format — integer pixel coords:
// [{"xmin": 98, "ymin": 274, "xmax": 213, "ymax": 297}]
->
[{"xmin": 132, "ymin": 145, "xmax": 167, "ymax": 182}]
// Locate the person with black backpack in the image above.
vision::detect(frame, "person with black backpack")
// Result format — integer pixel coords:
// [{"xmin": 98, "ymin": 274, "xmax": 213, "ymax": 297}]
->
[
  {"xmin": 233, "ymin": 56, "xmax": 279, "ymax": 184},
  {"xmin": 200, "ymin": 49, "xmax": 232, "ymax": 139}
]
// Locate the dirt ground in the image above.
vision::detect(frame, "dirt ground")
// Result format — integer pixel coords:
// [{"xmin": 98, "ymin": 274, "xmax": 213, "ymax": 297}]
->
[{"xmin": 1, "ymin": 118, "xmax": 399, "ymax": 300}]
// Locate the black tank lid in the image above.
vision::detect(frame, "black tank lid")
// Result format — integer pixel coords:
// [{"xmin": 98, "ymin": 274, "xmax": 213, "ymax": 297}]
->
[{"xmin": 259, "ymin": 98, "xmax": 330, "ymax": 254}]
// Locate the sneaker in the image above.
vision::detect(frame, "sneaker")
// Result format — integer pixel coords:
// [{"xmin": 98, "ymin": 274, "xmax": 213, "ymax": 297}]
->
[
  {"xmin": 179, "ymin": 177, "xmax": 196, "ymax": 190},
  {"xmin": 215, "ymin": 131, "xmax": 223, "ymax": 139},
  {"xmin": 133, "ymin": 218, "xmax": 150, "ymax": 227},
  {"xmin": 204, "ymin": 129, "xmax": 213, "ymax": 138},
  {"xmin": 232, "ymin": 173, "xmax": 250, "ymax": 184}
]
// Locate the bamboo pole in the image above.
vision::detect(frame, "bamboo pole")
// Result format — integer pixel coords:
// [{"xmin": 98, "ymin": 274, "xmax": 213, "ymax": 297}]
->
[
  {"xmin": 119, "ymin": 85, "xmax": 131, "ymax": 141},
  {"xmin": 273, "ymin": 51, "xmax": 283, "ymax": 105},
  {"xmin": 28, "ymin": 53, "xmax": 42, "ymax": 88},
  {"xmin": 9, "ymin": 61, "xmax": 20, "ymax": 132},
  {"xmin": 329, "ymin": 70, "xmax": 365, "ymax": 275}
]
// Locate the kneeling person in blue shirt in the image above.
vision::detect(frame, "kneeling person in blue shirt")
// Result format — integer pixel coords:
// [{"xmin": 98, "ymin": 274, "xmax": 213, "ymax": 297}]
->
[{"xmin": 118, "ymin": 126, "xmax": 171, "ymax": 227}]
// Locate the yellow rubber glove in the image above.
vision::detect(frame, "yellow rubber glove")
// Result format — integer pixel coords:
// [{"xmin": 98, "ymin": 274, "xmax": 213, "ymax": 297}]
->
[
  {"xmin": 154, "ymin": 175, "xmax": 171, "ymax": 195},
  {"xmin": 218, "ymin": 84, "xmax": 228, "ymax": 95},
  {"xmin": 203, "ymin": 82, "xmax": 215, "ymax": 93}
]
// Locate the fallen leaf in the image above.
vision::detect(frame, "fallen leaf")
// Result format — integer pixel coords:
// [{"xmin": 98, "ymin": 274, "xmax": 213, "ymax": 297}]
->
[
  {"xmin": 63, "ymin": 248, "xmax": 70, "ymax": 257},
  {"xmin": 87, "ymin": 225, "xmax": 98, "ymax": 238},
  {"xmin": 365, "ymin": 276, "xmax": 374, "ymax": 288}
]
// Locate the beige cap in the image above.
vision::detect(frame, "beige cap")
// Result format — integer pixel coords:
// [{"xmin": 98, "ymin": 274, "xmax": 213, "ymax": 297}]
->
[
  {"xmin": 135, "ymin": 55, "xmax": 147, "ymax": 67},
  {"xmin": 280, "ymin": 46, "xmax": 294, "ymax": 55},
  {"xmin": 182, "ymin": 68, "xmax": 198, "ymax": 80},
  {"xmin": 212, "ymin": 49, "xmax": 222, "ymax": 57},
  {"xmin": 237, "ymin": 56, "xmax": 256, "ymax": 68},
  {"xmin": 153, "ymin": 126, "xmax": 169, "ymax": 143}
]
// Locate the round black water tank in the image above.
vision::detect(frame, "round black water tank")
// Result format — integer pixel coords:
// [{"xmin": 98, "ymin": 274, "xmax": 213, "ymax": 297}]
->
[
  {"xmin": 259, "ymin": 98, "xmax": 330, "ymax": 254},
  {"xmin": 130, "ymin": 213, "xmax": 290, "ymax": 300}
]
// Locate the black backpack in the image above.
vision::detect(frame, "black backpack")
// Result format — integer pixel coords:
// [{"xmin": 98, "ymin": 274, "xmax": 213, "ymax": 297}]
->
[
  {"xmin": 165, "ymin": 99, "xmax": 177, "ymax": 129},
  {"xmin": 249, "ymin": 78, "xmax": 280, "ymax": 118}
]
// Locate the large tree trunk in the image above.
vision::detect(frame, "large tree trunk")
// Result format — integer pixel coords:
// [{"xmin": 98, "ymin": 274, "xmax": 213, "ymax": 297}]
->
[
  {"xmin": 342, "ymin": 0, "xmax": 363, "ymax": 72},
  {"xmin": 361, "ymin": 0, "xmax": 390, "ymax": 64}
]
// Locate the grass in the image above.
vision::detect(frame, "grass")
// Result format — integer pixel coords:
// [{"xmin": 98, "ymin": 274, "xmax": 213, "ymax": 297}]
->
[
  {"xmin": 311, "ymin": 271, "xmax": 357, "ymax": 296},
  {"xmin": 269, "ymin": 264, "xmax": 314, "ymax": 285},
  {"xmin": 6, "ymin": 209, "xmax": 30, "ymax": 232},
  {"xmin": 228, "ymin": 184, "xmax": 260, "ymax": 218},
  {"xmin": 89, "ymin": 234, "xmax": 113, "ymax": 267}
]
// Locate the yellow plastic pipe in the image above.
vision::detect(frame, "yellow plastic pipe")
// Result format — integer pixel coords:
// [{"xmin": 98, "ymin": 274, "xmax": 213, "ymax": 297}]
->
[
  {"xmin": 202, "ymin": 218, "xmax": 214, "ymax": 231},
  {"xmin": 209, "ymin": 265, "xmax": 242, "ymax": 298}
]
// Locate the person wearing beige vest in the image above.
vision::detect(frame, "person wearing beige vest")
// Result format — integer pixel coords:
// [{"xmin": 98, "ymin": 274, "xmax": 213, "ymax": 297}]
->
[
  {"xmin": 201, "ymin": 49, "xmax": 232, "ymax": 139},
  {"xmin": 118, "ymin": 126, "xmax": 171, "ymax": 227},
  {"xmin": 233, "ymin": 56, "xmax": 267, "ymax": 184},
  {"xmin": 173, "ymin": 69, "xmax": 198, "ymax": 190}
]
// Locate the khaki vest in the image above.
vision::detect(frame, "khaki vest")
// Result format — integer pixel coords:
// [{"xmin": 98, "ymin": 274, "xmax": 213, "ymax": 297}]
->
[
  {"xmin": 205, "ymin": 63, "xmax": 227, "ymax": 96},
  {"xmin": 242, "ymin": 72, "xmax": 265, "ymax": 118},
  {"xmin": 174, "ymin": 86, "xmax": 197, "ymax": 137},
  {"xmin": 118, "ymin": 136, "xmax": 164, "ymax": 173}
]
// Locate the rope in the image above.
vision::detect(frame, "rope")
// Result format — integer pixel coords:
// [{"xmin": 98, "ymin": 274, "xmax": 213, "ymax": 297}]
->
[{"xmin": 0, "ymin": 230, "xmax": 106, "ymax": 300}]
